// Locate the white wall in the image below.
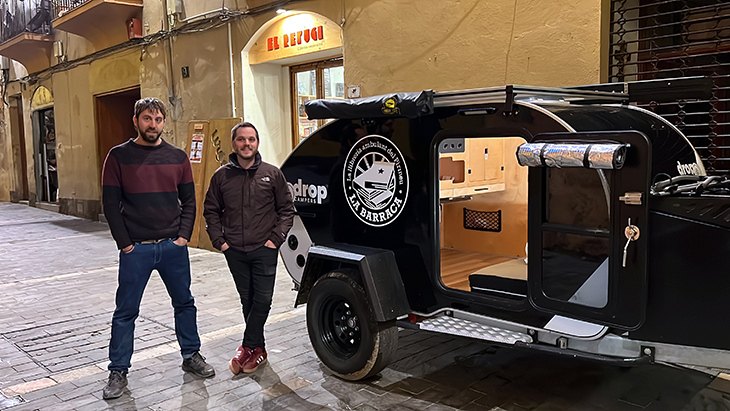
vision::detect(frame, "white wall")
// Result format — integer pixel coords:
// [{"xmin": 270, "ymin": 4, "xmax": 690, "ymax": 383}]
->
[{"xmin": 241, "ymin": 55, "xmax": 292, "ymax": 167}]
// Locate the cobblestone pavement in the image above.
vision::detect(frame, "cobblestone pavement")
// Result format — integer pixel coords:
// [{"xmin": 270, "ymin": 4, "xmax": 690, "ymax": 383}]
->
[{"xmin": 0, "ymin": 202, "xmax": 728, "ymax": 411}]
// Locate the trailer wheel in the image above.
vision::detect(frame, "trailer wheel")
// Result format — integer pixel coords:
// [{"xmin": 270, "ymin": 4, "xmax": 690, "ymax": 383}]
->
[{"xmin": 306, "ymin": 270, "xmax": 398, "ymax": 381}]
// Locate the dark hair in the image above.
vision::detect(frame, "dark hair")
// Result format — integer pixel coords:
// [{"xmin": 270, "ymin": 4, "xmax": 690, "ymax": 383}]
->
[
  {"xmin": 134, "ymin": 97, "xmax": 167, "ymax": 119},
  {"xmin": 231, "ymin": 121, "xmax": 259, "ymax": 141}
]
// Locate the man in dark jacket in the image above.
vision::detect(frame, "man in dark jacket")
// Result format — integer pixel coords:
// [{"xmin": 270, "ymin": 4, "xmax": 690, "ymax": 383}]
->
[
  {"xmin": 101, "ymin": 98, "xmax": 214, "ymax": 400},
  {"xmin": 203, "ymin": 121, "xmax": 294, "ymax": 374}
]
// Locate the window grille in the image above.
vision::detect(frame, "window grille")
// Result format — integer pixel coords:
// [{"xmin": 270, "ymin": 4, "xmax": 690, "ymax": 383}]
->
[{"xmin": 610, "ymin": 0, "xmax": 730, "ymax": 174}]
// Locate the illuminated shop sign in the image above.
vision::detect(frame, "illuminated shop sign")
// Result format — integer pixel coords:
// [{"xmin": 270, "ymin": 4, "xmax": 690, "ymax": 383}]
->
[
  {"xmin": 248, "ymin": 13, "xmax": 342, "ymax": 65},
  {"xmin": 267, "ymin": 26, "xmax": 324, "ymax": 51}
]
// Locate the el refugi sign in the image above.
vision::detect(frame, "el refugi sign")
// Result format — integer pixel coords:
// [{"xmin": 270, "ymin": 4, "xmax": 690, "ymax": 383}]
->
[
  {"xmin": 248, "ymin": 14, "xmax": 341, "ymax": 65},
  {"xmin": 267, "ymin": 25, "xmax": 324, "ymax": 51}
]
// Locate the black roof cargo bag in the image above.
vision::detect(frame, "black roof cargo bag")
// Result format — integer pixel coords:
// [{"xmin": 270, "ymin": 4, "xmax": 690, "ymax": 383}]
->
[{"xmin": 304, "ymin": 90, "xmax": 434, "ymax": 120}]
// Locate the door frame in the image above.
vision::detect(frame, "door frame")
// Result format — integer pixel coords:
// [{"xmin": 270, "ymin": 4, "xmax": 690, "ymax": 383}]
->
[
  {"xmin": 32, "ymin": 107, "xmax": 55, "ymax": 202},
  {"xmin": 9, "ymin": 95, "xmax": 28, "ymax": 201},
  {"xmin": 289, "ymin": 57, "xmax": 343, "ymax": 147},
  {"xmin": 94, "ymin": 86, "xmax": 141, "ymax": 189},
  {"xmin": 527, "ymin": 131, "xmax": 652, "ymax": 330}
]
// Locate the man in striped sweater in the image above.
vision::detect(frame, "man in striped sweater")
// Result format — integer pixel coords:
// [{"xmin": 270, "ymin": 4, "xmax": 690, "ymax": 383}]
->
[{"xmin": 100, "ymin": 98, "xmax": 214, "ymax": 400}]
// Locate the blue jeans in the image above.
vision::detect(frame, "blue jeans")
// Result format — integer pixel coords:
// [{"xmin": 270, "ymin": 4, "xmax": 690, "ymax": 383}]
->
[{"xmin": 108, "ymin": 239, "xmax": 201, "ymax": 371}]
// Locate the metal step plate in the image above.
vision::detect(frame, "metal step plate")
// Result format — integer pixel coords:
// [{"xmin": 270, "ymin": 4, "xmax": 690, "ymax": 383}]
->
[{"xmin": 419, "ymin": 316, "xmax": 533, "ymax": 344}]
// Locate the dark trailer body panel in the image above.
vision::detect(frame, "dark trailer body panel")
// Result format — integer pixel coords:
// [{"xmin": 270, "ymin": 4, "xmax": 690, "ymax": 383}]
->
[{"xmin": 280, "ymin": 85, "xmax": 730, "ymax": 378}]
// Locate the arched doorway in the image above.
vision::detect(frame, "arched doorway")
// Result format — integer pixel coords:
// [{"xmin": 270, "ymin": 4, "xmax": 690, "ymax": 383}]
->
[
  {"xmin": 242, "ymin": 11, "xmax": 343, "ymax": 166},
  {"xmin": 30, "ymin": 86, "xmax": 56, "ymax": 203}
]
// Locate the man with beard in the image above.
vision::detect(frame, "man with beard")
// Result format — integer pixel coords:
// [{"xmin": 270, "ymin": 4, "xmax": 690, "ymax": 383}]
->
[
  {"xmin": 204, "ymin": 122, "xmax": 294, "ymax": 374},
  {"xmin": 100, "ymin": 98, "xmax": 214, "ymax": 400}
]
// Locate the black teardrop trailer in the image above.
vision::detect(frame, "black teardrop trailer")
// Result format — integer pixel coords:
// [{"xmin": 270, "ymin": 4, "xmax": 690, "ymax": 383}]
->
[{"xmin": 278, "ymin": 79, "xmax": 730, "ymax": 381}]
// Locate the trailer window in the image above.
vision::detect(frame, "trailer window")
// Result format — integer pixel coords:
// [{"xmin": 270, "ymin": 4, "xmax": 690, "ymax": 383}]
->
[
  {"xmin": 546, "ymin": 168, "xmax": 611, "ymax": 230},
  {"xmin": 541, "ymin": 168, "xmax": 611, "ymax": 308}
]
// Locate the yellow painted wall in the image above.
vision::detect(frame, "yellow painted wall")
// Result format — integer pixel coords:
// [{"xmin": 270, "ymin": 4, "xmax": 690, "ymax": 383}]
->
[
  {"xmin": 89, "ymin": 50, "xmax": 140, "ymax": 95},
  {"xmin": 138, "ymin": 41, "xmax": 178, "ymax": 145},
  {"xmin": 183, "ymin": 0, "xmax": 245, "ymax": 20},
  {"xmin": 52, "ymin": 67, "xmax": 98, "ymax": 200},
  {"xmin": 50, "ymin": 50, "xmax": 141, "ymax": 202},
  {"xmin": 0, "ymin": 103, "xmax": 11, "ymax": 201},
  {"xmin": 58, "ymin": 31, "xmax": 95, "ymax": 61},
  {"xmin": 342, "ymin": 0, "xmax": 603, "ymax": 95},
  {"xmin": 0, "ymin": 0, "xmax": 606, "ymax": 213},
  {"xmin": 231, "ymin": 2, "xmax": 342, "ymax": 166},
  {"xmin": 160, "ymin": 26, "xmax": 233, "ymax": 148},
  {"xmin": 20, "ymin": 81, "xmax": 50, "ymax": 204},
  {"xmin": 146, "ymin": 1, "xmax": 343, "ymax": 153}
]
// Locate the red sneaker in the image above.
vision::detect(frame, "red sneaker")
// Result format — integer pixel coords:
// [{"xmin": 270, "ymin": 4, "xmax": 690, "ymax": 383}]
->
[
  {"xmin": 242, "ymin": 347, "xmax": 267, "ymax": 373},
  {"xmin": 228, "ymin": 346, "xmax": 252, "ymax": 375}
]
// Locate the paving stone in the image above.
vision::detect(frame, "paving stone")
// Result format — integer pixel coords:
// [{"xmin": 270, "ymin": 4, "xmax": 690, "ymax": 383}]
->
[
  {"xmin": 420, "ymin": 404, "xmax": 459, "ymax": 411},
  {"xmin": 58, "ymin": 392, "xmax": 99, "ymax": 410},
  {"xmin": 3, "ymin": 395, "xmax": 67, "ymax": 411},
  {"xmin": 437, "ymin": 388, "xmax": 485, "ymax": 409},
  {"xmin": 353, "ymin": 403, "xmax": 380, "ymax": 411},
  {"xmin": 458, "ymin": 403, "xmax": 493, "ymax": 411},
  {"xmin": 338, "ymin": 387, "xmax": 383, "ymax": 408},
  {"xmin": 0, "ymin": 203, "xmax": 720, "ymax": 411},
  {"xmin": 55, "ymin": 380, "xmax": 101, "ymax": 402}
]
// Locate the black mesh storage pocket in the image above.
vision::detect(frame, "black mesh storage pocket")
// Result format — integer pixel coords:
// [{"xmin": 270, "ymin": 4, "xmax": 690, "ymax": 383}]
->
[{"xmin": 463, "ymin": 208, "xmax": 501, "ymax": 232}]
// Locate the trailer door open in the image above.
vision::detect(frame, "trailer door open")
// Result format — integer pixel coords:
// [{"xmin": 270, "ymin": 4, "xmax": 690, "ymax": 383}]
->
[{"xmin": 525, "ymin": 131, "xmax": 651, "ymax": 330}]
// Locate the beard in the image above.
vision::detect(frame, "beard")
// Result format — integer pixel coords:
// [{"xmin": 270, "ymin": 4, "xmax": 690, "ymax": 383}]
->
[
  {"xmin": 235, "ymin": 147, "xmax": 257, "ymax": 160},
  {"xmin": 140, "ymin": 129, "xmax": 162, "ymax": 143}
]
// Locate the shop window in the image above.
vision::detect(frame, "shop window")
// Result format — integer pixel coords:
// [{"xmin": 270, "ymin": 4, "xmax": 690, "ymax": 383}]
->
[{"xmin": 290, "ymin": 58, "xmax": 344, "ymax": 146}]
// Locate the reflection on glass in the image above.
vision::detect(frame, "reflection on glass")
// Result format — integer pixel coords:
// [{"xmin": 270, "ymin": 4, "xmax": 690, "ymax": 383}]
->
[
  {"xmin": 324, "ymin": 66, "xmax": 345, "ymax": 99},
  {"xmin": 292, "ymin": 62, "xmax": 344, "ymax": 145},
  {"xmin": 322, "ymin": 66, "xmax": 345, "ymax": 128},
  {"xmin": 546, "ymin": 168, "xmax": 611, "ymax": 230},
  {"xmin": 296, "ymin": 70, "xmax": 317, "ymax": 142},
  {"xmin": 542, "ymin": 231, "xmax": 609, "ymax": 308}
]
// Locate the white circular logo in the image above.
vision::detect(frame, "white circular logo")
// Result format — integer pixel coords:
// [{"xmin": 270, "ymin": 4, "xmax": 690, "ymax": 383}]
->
[{"xmin": 343, "ymin": 135, "xmax": 409, "ymax": 227}]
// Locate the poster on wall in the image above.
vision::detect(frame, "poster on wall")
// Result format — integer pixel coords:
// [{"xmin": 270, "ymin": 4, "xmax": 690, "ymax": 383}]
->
[{"xmin": 190, "ymin": 134, "xmax": 204, "ymax": 163}]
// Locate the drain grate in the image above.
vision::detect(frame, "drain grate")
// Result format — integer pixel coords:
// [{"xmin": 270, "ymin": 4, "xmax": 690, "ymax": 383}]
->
[{"xmin": 3, "ymin": 313, "xmax": 176, "ymax": 373}]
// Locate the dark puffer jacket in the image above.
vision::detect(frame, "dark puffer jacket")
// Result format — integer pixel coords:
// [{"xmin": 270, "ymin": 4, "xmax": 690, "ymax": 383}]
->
[{"xmin": 203, "ymin": 152, "xmax": 294, "ymax": 252}]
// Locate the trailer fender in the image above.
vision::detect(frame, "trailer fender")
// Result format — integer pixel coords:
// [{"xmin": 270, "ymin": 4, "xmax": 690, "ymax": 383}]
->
[{"xmin": 295, "ymin": 245, "xmax": 410, "ymax": 322}]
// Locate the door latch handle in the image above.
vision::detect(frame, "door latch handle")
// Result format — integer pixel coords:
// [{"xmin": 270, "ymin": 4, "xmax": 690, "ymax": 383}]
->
[
  {"xmin": 623, "ymin": 218, "xmax": 640, "ymax": 267},
  {"xmin": 620, "ymin": 192, "xmax": 643, "ymax": 205}
]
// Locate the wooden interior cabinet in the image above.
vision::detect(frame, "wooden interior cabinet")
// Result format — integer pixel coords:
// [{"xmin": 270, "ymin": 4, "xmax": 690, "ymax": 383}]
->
[{"xmin": 440, "ymin": 138, "xmax": 505, "ymax": 199}]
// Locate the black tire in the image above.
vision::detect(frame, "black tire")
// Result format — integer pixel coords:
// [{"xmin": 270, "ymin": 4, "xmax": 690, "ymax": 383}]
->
[{"xmin": 306, "ymin": 270, "xmax": 398, "ymax": 381}]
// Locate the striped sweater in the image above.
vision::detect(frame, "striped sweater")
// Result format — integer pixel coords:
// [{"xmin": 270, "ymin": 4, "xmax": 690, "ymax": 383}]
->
[{"xmin": 102, "ymin": 139, "xmax": 195, "ymax": 250}]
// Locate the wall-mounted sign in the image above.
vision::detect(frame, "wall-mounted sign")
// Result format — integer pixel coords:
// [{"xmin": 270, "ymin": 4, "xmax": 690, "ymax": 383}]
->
[
  {"xmin": 267, "ymin": 25, "xmax": 324, "ymax": 51},
  {"xmin": 189, "ymin": 134, "xmax": 204, "ymax": 163},
  {"xmin": 249, "ymin": 13, "xmax": 342, "ymax": 65},
  {"xmin": 31, "ymin": 86, "xmax": 54, "ymax": 110}
]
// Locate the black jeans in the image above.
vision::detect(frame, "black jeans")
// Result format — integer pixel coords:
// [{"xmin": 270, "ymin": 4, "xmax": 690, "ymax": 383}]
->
[{"xmin": 223, "ymin": 245, "xmax": 278, "ymax": 349}]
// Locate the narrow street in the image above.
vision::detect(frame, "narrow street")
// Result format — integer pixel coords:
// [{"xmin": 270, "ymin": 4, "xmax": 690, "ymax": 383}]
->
[{"xmin": 0, "ymin": 203, "xmax": 727, "ymax": 411}]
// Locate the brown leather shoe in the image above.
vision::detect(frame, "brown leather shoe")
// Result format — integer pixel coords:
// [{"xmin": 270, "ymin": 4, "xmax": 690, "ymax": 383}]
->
[
  {"xmin": 242, "ymin": 347, "xmax": 267, "ymax": 373},
  {"xmin": 229, "ymin": 346, "xmax": 252, "ymax": 375}
]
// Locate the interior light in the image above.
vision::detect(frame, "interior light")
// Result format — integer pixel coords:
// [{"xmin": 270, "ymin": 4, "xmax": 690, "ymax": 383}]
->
[{"xmin": 276, "ymin": 8, "xmax": 286, "ymax": 14}]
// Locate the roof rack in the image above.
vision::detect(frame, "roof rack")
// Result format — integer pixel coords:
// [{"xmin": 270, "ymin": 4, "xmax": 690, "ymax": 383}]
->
[
  {"xmin": 566, "ymin": 76, "xmax": 712, "ymax": 103},
  {"xmin": 433, "ymin": 85, "xmax": 627, "ymax": 112}
]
